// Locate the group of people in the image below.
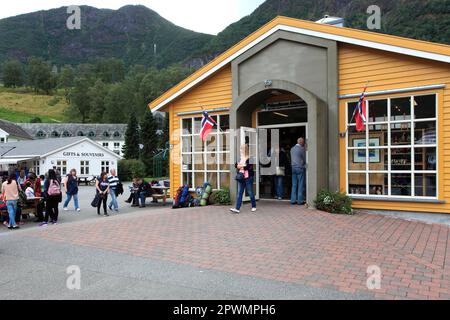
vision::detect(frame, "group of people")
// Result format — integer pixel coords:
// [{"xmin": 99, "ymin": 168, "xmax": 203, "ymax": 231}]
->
[
  {"xmin": 125, "ymin": 178, "xmax": 163, "ymax": 208},
  {"xmin": 0, "ymin": 167, "xmax": 123, "ymax": 230},
  {"xmin": 230, "ymin": 137, "xmax": 307, "ymax": 214},
  {"xmin": 1, "ymin": 168, "xmax": 62, "ymax": 229}
]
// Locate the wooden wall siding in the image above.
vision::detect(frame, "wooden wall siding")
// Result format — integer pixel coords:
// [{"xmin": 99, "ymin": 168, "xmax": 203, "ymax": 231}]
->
[
  {"xmin": 168, "ymin": 65, "xmax": 232, "ymax": 195},
  {"xmin": 339, "ymin": 43, "xmax": 450, "ymax": 213}
]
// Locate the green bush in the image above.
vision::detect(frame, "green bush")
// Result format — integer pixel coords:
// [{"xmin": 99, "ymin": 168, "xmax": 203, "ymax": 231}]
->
[
  {"xmin": 210, "ymin": 188, "xmax": 231, "ymax": 205},
  {"xmin": 118, "ymin": 159, "xmax": 146, "ymax": 182},
  {"xmin": 314, "ymin": 190, "xmax": 354, "ymax": 215},
  {"xmin": 47, "ymin": 96, "xmax": 61, "ymax": 106}
]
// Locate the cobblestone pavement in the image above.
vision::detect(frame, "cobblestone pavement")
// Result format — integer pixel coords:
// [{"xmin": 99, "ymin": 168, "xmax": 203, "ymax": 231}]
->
[{"xmin": 20, "ymin": 201, "xmax": 450, "ymax": 300}]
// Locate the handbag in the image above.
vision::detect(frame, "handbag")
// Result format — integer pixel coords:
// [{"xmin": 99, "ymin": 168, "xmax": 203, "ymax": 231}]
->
[
  {"xmin": 91, "ymin": 193, "xmax": 102, "ymax": 208},
  {"xmin": 235, "ymin": 172, "xmax": 245, "ymax": 182},
  {"xmin": 276, "ymin": 166, "xmax": 285, "ymax": 176}
]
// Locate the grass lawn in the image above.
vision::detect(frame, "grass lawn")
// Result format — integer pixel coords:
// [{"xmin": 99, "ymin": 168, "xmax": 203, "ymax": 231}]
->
[{"xmin": 0, "ymin": 87, "xmax": 67, "ymax": 122}]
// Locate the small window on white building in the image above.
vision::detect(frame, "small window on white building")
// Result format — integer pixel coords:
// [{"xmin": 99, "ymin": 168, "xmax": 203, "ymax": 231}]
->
[
  {"xmin": 56, "ymin": 160, "xmax": 67, "ymax": 176},
  {"xmin": 0, "ymin": 137, "xmax": 5, "ymax": 143},
  {"xmin": 80, "ymin": 161, "xmax": 90, "ymax": 175},
  {"xmin": 101, "ymin": 161, "xmax": 110, "ymax": 174},
  {"xmin": 114, "ymin": 142, "xmax": 120, "ymax": 149},
  {"xmin": 33, "ymin": 161, "xmax": 40, "ymax": 175},
  {"xmin": 103, "ymin": 142, "xmax": 109, "ymax": 148}
]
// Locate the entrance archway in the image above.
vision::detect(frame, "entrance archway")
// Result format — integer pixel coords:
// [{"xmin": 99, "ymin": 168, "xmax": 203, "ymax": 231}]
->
[{"xmin": 230, "ymin": 80, "xmax": 329, "ymax": 207}]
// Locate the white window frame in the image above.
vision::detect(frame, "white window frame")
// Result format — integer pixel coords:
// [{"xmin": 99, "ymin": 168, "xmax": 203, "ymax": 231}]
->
[
  {"xmin": 33, "ymin": 160, "xmax": 40, "ymax": 176},
  {"xmin": 80, "ymin": 160, "xmax": 90, "ymax": 176},
  {"xmin": 346, "ymin": 93, "xmax": 438, "ymax": 200},
  {"xmin": 180, "ymin": 114, "xmax": 230, "ymax": 191},
  {"xmin": 101, "ymin": 161, "xmax": 110, "ymax": 174},
  {"xmin": 56, "ymin": 160, "xmax": 67, "ymax": 176}
]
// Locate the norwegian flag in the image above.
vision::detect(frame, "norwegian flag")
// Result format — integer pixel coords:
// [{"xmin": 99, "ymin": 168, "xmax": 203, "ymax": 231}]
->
[
  {"xmin": 200, "ymin": 111, "xmax": 216, "ymax": 141},
  {"xmin": 355, "ymin": 85, "xmax": 368, "ymax": 132}
]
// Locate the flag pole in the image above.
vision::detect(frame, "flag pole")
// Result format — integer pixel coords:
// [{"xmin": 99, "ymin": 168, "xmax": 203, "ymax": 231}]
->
[{"xmin": 340, "ymin": 81, "xmax": 370, "ymax": 138}]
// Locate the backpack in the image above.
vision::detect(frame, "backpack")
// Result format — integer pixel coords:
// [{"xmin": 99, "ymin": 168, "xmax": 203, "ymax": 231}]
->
[{"xmin": 48, "ymin": 179, "xmax": 61, "ymax": 196}]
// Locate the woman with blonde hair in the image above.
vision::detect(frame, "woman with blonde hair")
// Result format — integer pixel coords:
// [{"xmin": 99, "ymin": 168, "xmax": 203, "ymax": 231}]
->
[{"xmin": 230, "ymin": 144, "xmax": 257, "ymax": 214}]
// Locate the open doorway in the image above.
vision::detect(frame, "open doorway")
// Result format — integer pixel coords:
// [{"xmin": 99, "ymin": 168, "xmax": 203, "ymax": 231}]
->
[{"xmin": 259, "ymin": 125, "xmax": 307, "ymax": 201}]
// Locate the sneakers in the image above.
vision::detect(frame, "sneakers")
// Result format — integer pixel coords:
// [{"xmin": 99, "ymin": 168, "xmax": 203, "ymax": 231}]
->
[
  {"xmin": 252, "ymin": 208, "xmax": 257, "ymax": 212},
  {"xmin": 76, "ymin": 208, "xmax": 81, "ymax": 212},
  {"xmin": 63, "ymin": 207, "xmax": 68, "ymax": 211},
  {"xmin": 39, "ymin": 222, "xmax": 48, "ymax": 227},
  {"xmin": 51, "ymin": 221, "xmax": 57, "ymax": 225},
  {"xmin": 230, "ymin": 208, "xmax": 240, "ymax": 214},
  {"xmin": 8, "ymin": 225, "xmax": 19, "ymax": 230}
]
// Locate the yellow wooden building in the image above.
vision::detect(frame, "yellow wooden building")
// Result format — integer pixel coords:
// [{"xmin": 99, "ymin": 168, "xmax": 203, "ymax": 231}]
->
[{"xmin": 149, "ymin": 16, "xmax": 450, "ymax": 214}]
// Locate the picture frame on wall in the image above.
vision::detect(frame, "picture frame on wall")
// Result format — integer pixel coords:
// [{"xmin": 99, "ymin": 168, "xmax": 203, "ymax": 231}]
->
[{"xmin": 353, "ymin": 138, "xmax": 381, "ymax": 163}]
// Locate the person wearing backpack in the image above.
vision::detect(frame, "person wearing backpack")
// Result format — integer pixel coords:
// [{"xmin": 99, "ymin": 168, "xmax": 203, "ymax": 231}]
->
[
  {"xmin": 63, "ymin": 169, "xmax": 80, "ymax": 212},
  {"xmin": 41, "ymin": 169, "xmax": 62, "ymax": 226}
]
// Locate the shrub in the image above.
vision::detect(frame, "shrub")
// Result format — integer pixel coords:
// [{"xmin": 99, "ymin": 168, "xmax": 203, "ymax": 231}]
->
[
  {"xmin": 118, "ymin": 159, "xmax": 146, "ymax": 182},
  {"xmin": 210, "ymin": 188, "xmax": 231, "ymax": 205},
  {"xmin": 47, "ymin": 96, "xmax": 61, "ymax": 106},
  {"xmin": 314, "ymin": 190, "xmax": 354, "ymax": 215}
]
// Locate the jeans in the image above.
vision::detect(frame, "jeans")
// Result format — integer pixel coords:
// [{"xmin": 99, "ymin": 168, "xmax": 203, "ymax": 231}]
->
[
  {"xmin": 291, "ymin": 167, "xmax": 306, "ymax": 204},
  {"xmin": 6, "ymin": 200, "xmax": 18, "ymax": 227},
  {"xmin": 64, "ymin": 193, "xmax": 79, "ymax": 210},
  {"xmin": 109, "ymin": 188, "xmax": 119, "ymax": 211},
  {"xmin": 275, "ymin": 176, "xmax": 284, "ymax": 199},
  {"xmin": 235, "ymin": 177, "xmax": 256, "ymax": 210}
]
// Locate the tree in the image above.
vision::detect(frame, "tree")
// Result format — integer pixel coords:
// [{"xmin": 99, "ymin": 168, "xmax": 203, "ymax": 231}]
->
[
  {"xmin": 69, "ymin": 77, "xmax": 91, "ymax": 123},
  {"xmin": 139, "ymin": 109, "xmax": 159, "ymax": 175},
  {"xmin": 2, "ymin": 60, "xmax": 24, "ymax": 87},
  {"xmin": 123, "ymin": 113, "xmax": 140, "ymax": 160},
  {"xmin": 103, "ymin": 83, "xmax": 129, "ymax": 123},
  {"xmin": 58, "ymin": 65, "xmax": 75, "ymax": 103},
  {"xmin": 88, "ymin": 79, "xmax": 109, "ymax": 122},
  {"xmin": 27, "ymin": 57, "xmax": 57, "ymax": 94}
]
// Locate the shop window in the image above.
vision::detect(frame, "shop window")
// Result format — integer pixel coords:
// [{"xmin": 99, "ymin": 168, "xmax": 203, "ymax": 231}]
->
[
  {"xmin": 80, "ymin": 161, "xmax": 90, "ymax": 175},
  {"xmin": 56, "ymin": 160, "xmax": 67, "ymax": 176},
  {"xmin": 347, "ymin": 94, "xmax": 437, "ymax": 199},
  {"xmin": 33, "ymin": 161, "xmax": 40, "ymax": 176},
  {"xmin": 180, "ymin": 115, "xmax": 230, "ymax": 190},
  {"xmin": 101, "ymin": 161, "xmax": 110, "ymax": 174}
]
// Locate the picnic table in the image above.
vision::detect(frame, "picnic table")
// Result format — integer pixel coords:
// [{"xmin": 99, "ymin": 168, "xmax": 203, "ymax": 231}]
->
[
  {"xmin": 149, "ymin": 186, "xmax": 170, "ymax": 206},
  {"xmin": 21, "ymin": 197, "xmax": 44, "ymax": 217}
]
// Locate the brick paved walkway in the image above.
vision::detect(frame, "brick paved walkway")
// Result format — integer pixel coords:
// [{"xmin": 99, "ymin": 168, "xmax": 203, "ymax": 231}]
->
[{"xmin": 25, "ymin": 202, "xmax": 450, "ymax": 300}]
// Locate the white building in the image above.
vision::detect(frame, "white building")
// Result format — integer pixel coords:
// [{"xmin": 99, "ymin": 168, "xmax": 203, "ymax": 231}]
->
[
  {"xmin": 17, "ymin": 123, "xmax": 127, "ymax": 157},
  {"xmin": 0, "ymin": 120, "xmax": 33, "ymax": 143},
  {"xmin": 0, "ymin": 137, "xmax": 122, "ymax": 178}
]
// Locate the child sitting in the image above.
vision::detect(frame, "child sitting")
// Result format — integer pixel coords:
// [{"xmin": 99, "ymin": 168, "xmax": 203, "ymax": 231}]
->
[{"xmin": 25, "ymin": 181, "xmax": 35, "ymax": 198}]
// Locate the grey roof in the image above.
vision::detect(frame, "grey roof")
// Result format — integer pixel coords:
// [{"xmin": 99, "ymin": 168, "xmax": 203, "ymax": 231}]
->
[
  {"xmin": 17, "ymin": 123, "xmax": 127, "ymax": 141},
  {"xmin": 0, "ymin": 137, "xmax": 121, "ymax": 158},
  {"xmin": 0, "ymin": 120, "xmax": 33, "ymax": 140}
]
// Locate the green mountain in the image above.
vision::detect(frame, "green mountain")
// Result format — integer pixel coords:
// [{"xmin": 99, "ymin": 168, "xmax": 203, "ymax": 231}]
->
[
  {"xmin": 0, "ymin": 1, "xmax": 448, "ymax": 70},
  {"xmin": 0, "ymin": 5, "xmax": 213, "ymax": 68},
  {"xmin": 203, "ymin": 0, "xmax": 450, "ymax": 58}
]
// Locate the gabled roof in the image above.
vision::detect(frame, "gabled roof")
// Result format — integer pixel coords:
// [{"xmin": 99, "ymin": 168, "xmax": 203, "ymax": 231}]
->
[
  {"xmin": 149, "ymin": 16, "xmax": 450, "ymax": 113},
  {"xmin": 0, "ymin": 120, "xmax": 33, "ymax": 140},
  {"xmin": 0, "ymin": 137, "xmax": 122, "ymax": 159},
  {"xmin": 17, "ymin": 123, "xmax": 127, "ymax": 141}
]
